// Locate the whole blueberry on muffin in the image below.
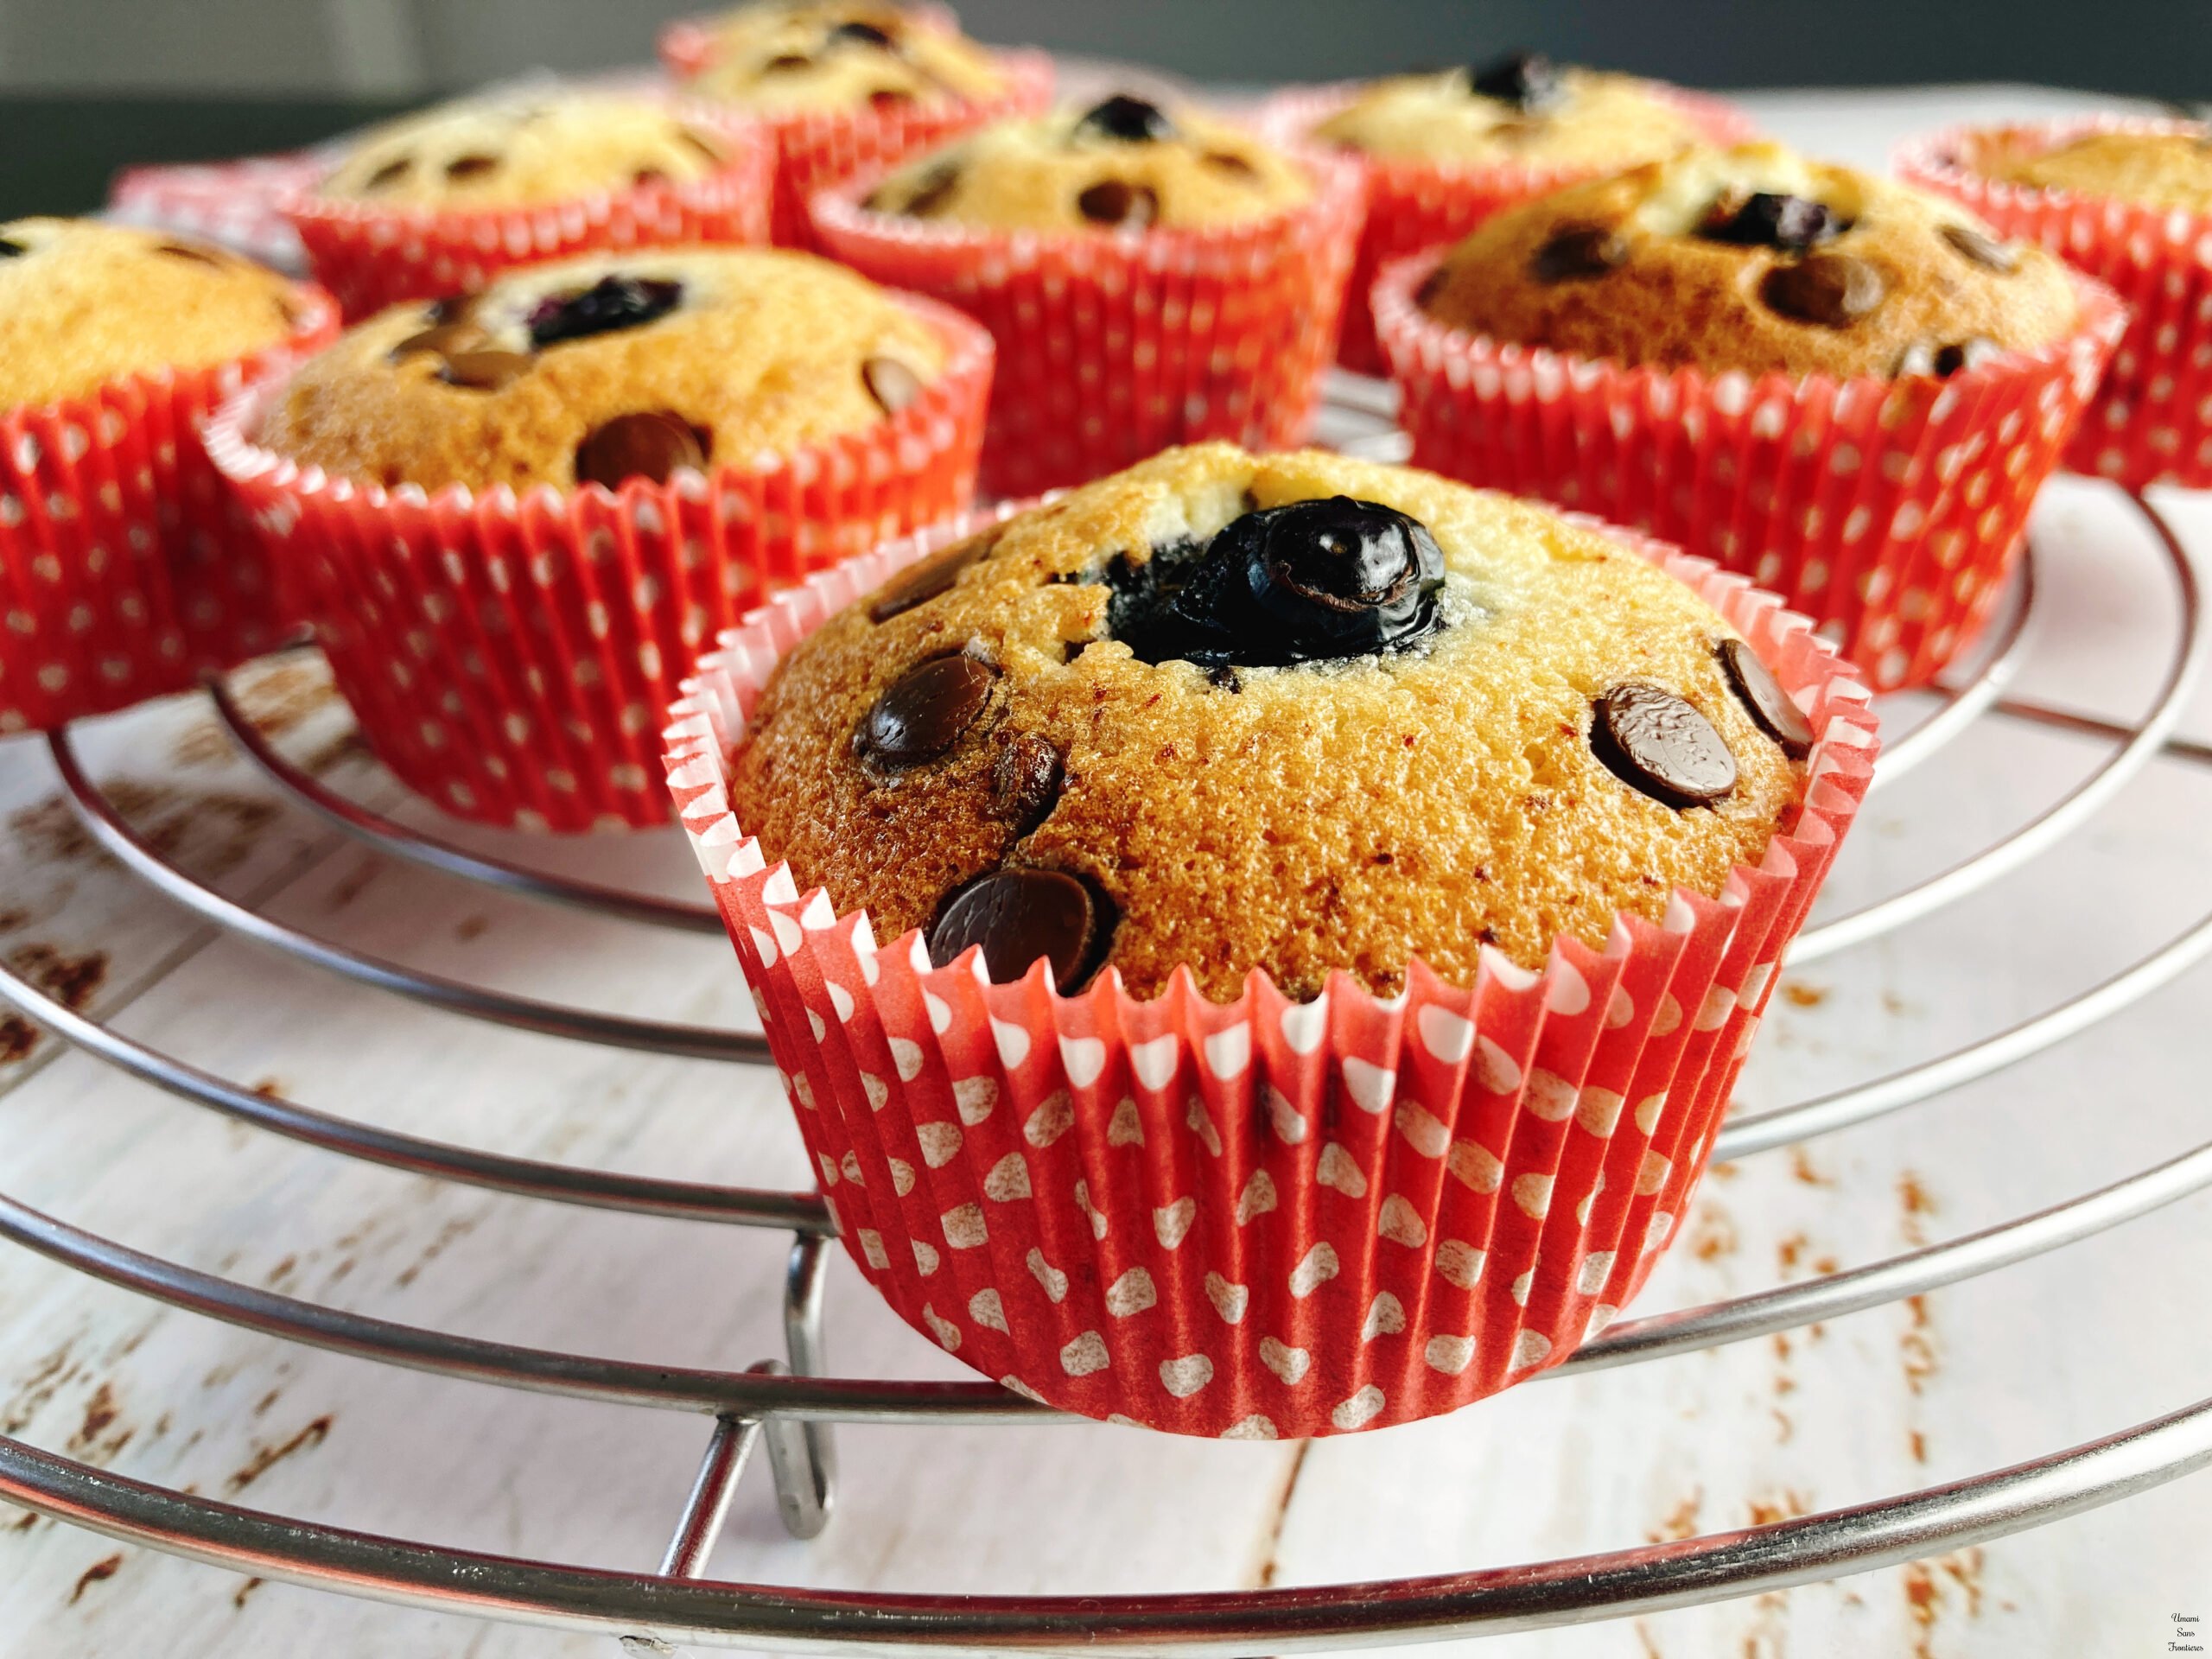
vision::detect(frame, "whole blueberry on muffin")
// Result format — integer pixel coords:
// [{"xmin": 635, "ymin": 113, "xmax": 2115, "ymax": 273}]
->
[
  {"xmin": 1416, "ymin": 142, "xmax": 2080, "ymax": 379},
  {"xmin": 0, "ymin": 219, "xmax": 309, "ymax": 408},
  {"xmin": 726, "ymin": 443, "xmax": 1814, "ymax": 1001},
  {"xmin": 255, "ymin": 247, "xmax": 946, "ymax": 493},
  {"xmin": 863, "ymin": 94, "xmax": 1312, "ymax": 231},
  {"xmin": 1980, "ymin": 125, "xmax": 2212, "ymax": 213},
  {"xmin": 1313, "ymin": 52, "xmax": 1711, "ymax": 168},
  {"xmin": 317, "ymin": 91, "xmax": 736, "ymax": 207},
  {"xmin": 677, "ymin": 0, "xmax": 1005, "ymax": 110}
]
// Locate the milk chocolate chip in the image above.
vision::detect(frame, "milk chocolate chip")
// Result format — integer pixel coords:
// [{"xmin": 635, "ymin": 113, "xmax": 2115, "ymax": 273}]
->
[
  {"xmin": 1940, "ymin": 222, "xmax": 2018, "ymax": 273},
  {"xmin": 1761, "ymin": 253, "xmax": 1885, "ymax": 327},
  {"xmin": 574, "ymin": 411, "xmax": 709, "ymax": 488},
  {"xmin": 1077, "ymin": 180, "xmax": 1159, "ymax": 228},
  {"xmin": 438, "ymin": 349, "xmax": 532, "ymax": 391},
  {"xmin": 1592, "ymin": 683, "xmax": 1738, "ymax": 808}
]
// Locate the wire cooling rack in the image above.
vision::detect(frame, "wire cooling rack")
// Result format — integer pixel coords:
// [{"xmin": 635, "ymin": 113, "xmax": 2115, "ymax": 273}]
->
[{"xmin": 2, "ymin": 379, "xmax": 2211, "ymax": 1653}]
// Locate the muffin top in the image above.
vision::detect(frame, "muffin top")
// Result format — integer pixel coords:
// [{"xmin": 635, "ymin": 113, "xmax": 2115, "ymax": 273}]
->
[
  {"xmin": 0, "ymin": 219, "xmax": 308, "ymax": 409},
  {"xmin": 1417, "ymin": 142, "xmax": 2081, "ymax": 380},
  {"xmin": 257, "ymin": 247, "xmax": 947, "ymax": 493},
  {"xmin": 317, "ymin": 92, "xmax": 734, "ymax": 207},
  {"xmin": 1313, "ymin": 52, "xmax": 1710, "ymax": 168},
  {"xmin": 727, "ymin": 443, "xmax": 1813, "ymax": 1002},
  {"xmin": 863, "ymin": 93, "xmax": 1313, "ymax": 232},
  {"xmin": 679, "ymin": 0, "xmax": 1004, "ymax": 111},
  {"xmin": 1981, "ymin": 126, "xmax": 2212, "ymax": 214}
]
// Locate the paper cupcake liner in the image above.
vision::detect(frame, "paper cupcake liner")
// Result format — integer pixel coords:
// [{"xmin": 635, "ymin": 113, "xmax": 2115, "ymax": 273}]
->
[
  {"xmin": 1897, "ymin": 116, "xmax": 2212, "ymax": 490},
  {"xmin": 660, "ymin": 512, "xmax": 1878, "ymax": 1439},
  {"xmin": 1255, "ymin": 83, "xmax": 1757, "ymax": 376},
  {"xmin": 202, "ymin": 295, "xmax": 991, "ymax": 831},
  {"xmin": 283, "ymin": 108, "xmax": 777, "ymax": 321},
  {"xmin": 1374, "ymin": 251, "xmax": 2126, "ymax": 692},
  {"xmin": 0, "ymin": 284, "xmax": 340, "ymax": 734},
  {"xmin": 109, "ymin": 151, "xmax": 327, "ymax": 272},
  {"xmin": 658, "ymin": 26, "xmax": 1055, "ymax": 249},
  {"xmin": 809, "ymin": 144, "xmax": 1368, "ymax": 498}
]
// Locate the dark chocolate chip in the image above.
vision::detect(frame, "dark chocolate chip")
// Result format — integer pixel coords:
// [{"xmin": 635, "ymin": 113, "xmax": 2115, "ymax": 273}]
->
[
  {"xmin": 867, "ymin": 529, "xmax": 999, "ymax": 622},
  {"xmin": 1941, "ymin": 221, "xmax": 2018, "ymax": 273},
  {"xmin": 1077, "ymin": 179, "xmax": 1159, "ymax": 228},
  {"xmin": 1715, "ymin": 638, "xmax": 1813, "ymax": 760},
  {"xmin": 1202, "ymin": 149, "xmax": 1260, "ymax": 179},
  {"xmin": 1530, "ymin": 225, "xmax": 1629, "ymax": 283},
  {"xmin": 928, "ymin": 868, "xmax": 1114, "ymax": 990},
  {"xmin": 445, "ymin": 153, "xmax": 500, "ymax": 181},
  {"xmin": 1760, "ymin": 252, "xmax": 1886, "ymax": 327},
  {"xmin": 1934, "ymin": 336, "xmax": 2001, "ymax": 376},
  {"xmin": 1466, "ymin": 51, "xmax": 1565, "ymax": 113},
  {"xmin": 0, "ymin": 237, "xmax": 23, "ymax": 257},
  {"xmin": 529, "ymin": 275, "xmax": 683, "ymax": 347},
  {"xmin": 829, "ymin": 19, "xmax": 897, "ymax": 47},
  {"xmin": 863, "ymin": 355, "xmax": 925, "ymax": 415},
  {"xmin": 362, "ymin": 156, "xmax": 413, "ymax": 191},
  {"xmin": 437, "ymin": 349, "xmax": 533, "ymax": 391},
  {"xmin": 1697, "ymin": 191, "xmax": 1845, "ymax": 252},
  {"xmin": 1591, "ymin": 683, "xmax": 1738, "ymax": 809},
  {"xmin": 1072, "ymin": 93, "xmax": 1178, "ymax": 144},
  {"xmin": 993, "ymin": 733, "xmax": 1065, "ymax": 834},
  {"xmin": 856, "ymin": 654, "xmax": 998, "ymax": 769},
  {"xmin": 574, "ymin": 410, "xmax": 710, "ymax": 489}
]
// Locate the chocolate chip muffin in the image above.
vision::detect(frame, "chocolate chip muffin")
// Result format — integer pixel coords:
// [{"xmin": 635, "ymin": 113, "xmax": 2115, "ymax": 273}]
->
[
  {"xmin": 1979, "ymin": 125, "xmax": 2212, "ymax": 214},
  {"xmin": 1314, "ymin": 52, "xmax": 1711, "ymax": 168},
  {"xmin": 317, "ymin": 91, "xmax": 735, "ymax": 208},
  {"xmin": 1420, "ymin": 142, "xmax": 2081, "ymax": 381},
  {"xmin": 726, "ymin": 443, "xmax": 1811, "ymax": 1001},
  {"xmin": 0, "ymin": 219, "xmax": 309, "ymax": 409},
  {"xmin": 256, "ymin": 247, "xmax": 947, "ymax": 493},
  {"xmin": 677, "ymin": 0, "xmax": 1004, "ymax": 110},
  {"xmin": 863, "ymin": 94, "xmax": 1312, "ymax": 232}
]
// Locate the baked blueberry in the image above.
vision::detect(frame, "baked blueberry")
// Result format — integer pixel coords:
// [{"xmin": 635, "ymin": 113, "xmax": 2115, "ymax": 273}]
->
[
  {"xmin": 1073, "ymin": 93, "xmax": 1178, "ymax": 145},
  {"xmin": 1698, "ymin": 191, "xmax": 1845, "ymax": 252},
  {"xmin": 1466, "ymin": 52, "xmax": 1565, "ymax": 113},
  {"xmin": 529, "ymin": 275, "xmax": 683, "ymax": 347}
]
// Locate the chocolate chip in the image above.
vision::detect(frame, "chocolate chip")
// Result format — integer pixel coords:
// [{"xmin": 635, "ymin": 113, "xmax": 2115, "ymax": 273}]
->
[
  {"xmin": 1202, "ymin": 149, "xmax": 1259, "ymax": 179},
  {"xmin": 1715, "ymin": 639, "xmax": 1813, "ymax": 760},
  {"xmin": 830, "ymin": 19, "xmax": 896, "ymax": 47},
  {"xmin": 445, "ymin": 153, "xmax": 500, "ymax": 181},
  {"xmin": 863, "ymin": 355, "xmax": 925, "ymax": 415},
  {"xmin": 426, "ymin": 293, "xmax": 472, "ymax": 325},
  {"xmin": 928, "ymin": 868, "xmax": 1114, "ymax": 990},
  {"xmin": 1530, "ymin": 225, "xmax": 1629, "ymax": 283},
  {"xmin": 1077, "ymin": 180, "xmax": 1159, "ymax": 228},
  {"xmin": 633, "ymin": 168, "xmax": 669, "ymax": 189},
  {"xmin": 882, "ymin": 162, "xmax": 959, "ymax": 216},
  {"xmin": 1760, "ymin": 253, "xmax": 1886, "ymax": 327},
  {"xmin": 856, "ymin": 654, "xmax": 999, "ymax": 770},
  {"xmin": 867, "ymin": 529, "xmax": 999, "ymax": 622},
  {"xmin": 1941, "ymin": 222, "xmax": 2018, "ymax": 273},
  {"xmin": 1591, "ymin": 683, "xmax": 1738, "ymax": 809},
  {"xmin": 868, "ymin": 88, "xmax": 913, "ymax": 109},
  {"xmin": 1414, "ymin": 264, "xmax": 1450, "ymax": 308},
  {"xmin": 574, "ymin": 411, "xmax": 710, "ymax": 489},
  {"xmin": 437, "ymin": 349, "xmax": 533, "ymax": 391},
  {"xmin": 766, "ymin": 52, "xmax": 814, "ymax": 71},
  {"xmin": 680, "ymin": 129, "xmax": 725, "ymax": 164},
  {"xmin": 993, "ymin": 734, "xmax": 1065, "ymax": 834},
  {"xmin": 0, "ymin": 237, "xmax": 23, "ymax": 258},
  {"xmin": 1073, "ymin": 93, "xmax": 1178, "ymax": 144},
  {"xmin": 391, "ymin": 321, "xmax": 484, "ymax": 362},
  {"xmin": 529, "ymin": 276, "xmax": 683, "ymax": 347},
  {"xmin": 1934, "ymin": 337, "xmax": 2001, "ymax": 375},
  {"xmin": 1698, "ymin": 192, "xmax": 1845, "ymax": 252},
  {"xmin": 1466, "ymin": 51, "xmax": 1564, "ymax": 113},
  {"xmin": 155, "ymin": 240, "xmax": 229, "ymax": 266}
]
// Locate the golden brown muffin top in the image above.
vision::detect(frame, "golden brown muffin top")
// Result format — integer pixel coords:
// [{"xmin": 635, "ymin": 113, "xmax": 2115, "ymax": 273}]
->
[
  {"xmin": 1314, "ymin": 53, "xmax": 1711, "ymax": 168},
  {"xmin": 1418, "ymin": 142, "xmax": 2082, "ymax": 379},
  {"xmin": 863, "ymin": 94, "xmax": 1313, "ymax": 232},
  {"xmin": 727, "ymin": 443, "xmax": 1811, "ymax": 1002},
  {"xmin": 680, "ymin": 0, "xmax": 1003, "ymax": 110},
  {"xmin": 317, "ymin": 91, "xmax": 734, "ymax": 208},
  {"xmin": 257, "ymin": 247, "xmax": 946, "ymax": 494},
  {"xmin": 1982, "ymin": 126, "xmax": 2212, "ymax": 215},
  {"xmin": 0, "ymin": 219, "xmax": 308, "ymax": 410}
]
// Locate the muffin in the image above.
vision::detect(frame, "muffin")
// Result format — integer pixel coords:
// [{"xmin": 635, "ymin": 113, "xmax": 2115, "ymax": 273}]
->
[
  {"xmin": 1899, "ymin": 116, "xmax": 2212, "ymax": 487},
  {"xmin": 0, "ymin": 219, "xmax": 337, "ymax": 733},
  {"xmin": 664, "ymin": 444, "xmax": 1878, "ymax": 1439},
  {"xmin": 661, "ymin": 3, "xmax": 1053, "ymax": 247},
  {"xmin": 284, "ymin": 90, "xmax": 773, "ymax": 318},
  {"xmin": 1259, "ymin": 54, "xmax": 1753, "ymax": 373},
  {"xmin": 210, "ymin": 246, "xmax": 993, "ymax": 830},
  {"xmin": 810, "ymin": 94, "xmax": 1363, "ymax": 495},
  {"xmin": 1376, "ymin": 143, "xmax": 2126, "ymax": 691}
]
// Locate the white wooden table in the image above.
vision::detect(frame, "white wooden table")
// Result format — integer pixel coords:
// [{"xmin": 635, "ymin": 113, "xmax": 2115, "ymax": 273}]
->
[{"xmin": 3, "ymin": 83, "xmax": 2209, "ymax": 1659}]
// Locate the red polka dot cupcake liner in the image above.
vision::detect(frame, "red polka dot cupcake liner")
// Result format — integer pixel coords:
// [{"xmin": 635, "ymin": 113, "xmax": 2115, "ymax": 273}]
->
[
  {"xmin": 1897, "ymin": 116, "xmax": 2212, "ymax": 490},
  {"xmin": 109, "ymin": 150, "xmax": 327, "ymax": 271},
  {"xmin": 657, "ymin": 22, "xmax": 1055, "ymax": 249},
  {"xmin": 202, "ymin": 295, "xmax": 992, "ymax": 832},
  {"xmin": 808, "ymin": 144, "xmax": 1367, "ymax": 499},
  {"xmin": 1374, "ymin": 252, "xmax": 2126, "ymax": 692},
  {"xmin": 660, "ymin": 513, "xmax": 1878, "ymax": 1440},
  {"xmin": 1255, "ymin": 83, "xmax": 1757, "ymax": 376},
  {"xmin": 283, "ymin": 108, "xmax": 777, "ymax": 321},
  {"xmin": 0, "ymin": 283, "xmax": 340, "ymax": 734}
]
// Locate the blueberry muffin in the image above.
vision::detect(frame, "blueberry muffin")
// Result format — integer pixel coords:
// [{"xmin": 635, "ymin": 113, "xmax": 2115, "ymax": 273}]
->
[
  {"xmin": 317, "ymin": 91, "xmax": 736, "ymax": 208},
  {"xmin": 863, "ymin": 94, "xmax": 1312, "ymax": 232},
  {"xmin": 0, "ymin": 219, "xmax": 309, "ymax": 408},
  {"xmin": 1980, "ymin": 125, "xmax": 2212, "ymax": 214},
  {"xmin": 677, "ymin": 0, "xmax": 1004, "ymax": 110},
  {"xmin": 257, "ymin": 247, "xmax": 946, "ymax": 493},
  {"xmin": 1417, "ymin": 142, "xmax": 2080, "ymax": 380},
  {"xmin": 726, "ymin": 443, "xmax": 1812, "ymax": 1001},
  {"xmin": 1314, "ymin": 53, "xmax": 1711, "ymax": 168}
]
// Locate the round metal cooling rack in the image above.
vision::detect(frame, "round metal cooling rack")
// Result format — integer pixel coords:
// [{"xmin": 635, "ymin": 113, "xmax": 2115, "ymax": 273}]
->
[{"xmin": 3, "ymin": 414, "xmax": 2212, "ymax": 1649}]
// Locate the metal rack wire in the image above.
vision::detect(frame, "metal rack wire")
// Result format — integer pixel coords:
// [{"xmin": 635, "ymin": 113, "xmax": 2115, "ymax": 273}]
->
[{"xmin": 1, "ymin": 400, "xmax": 2209, "ymax": 1649}]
